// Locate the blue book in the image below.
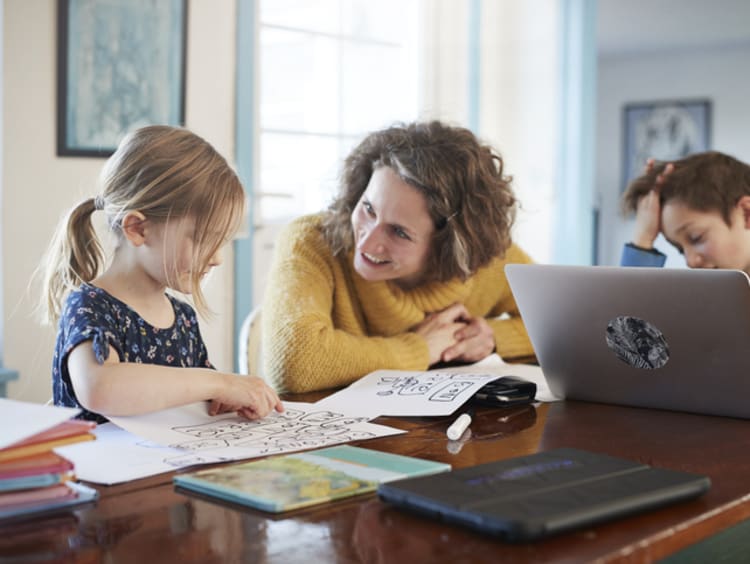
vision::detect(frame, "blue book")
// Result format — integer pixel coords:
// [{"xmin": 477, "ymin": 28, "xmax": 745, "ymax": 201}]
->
[
  {"xmin": 174, "ymin": 445, "xmax": 451, "ymax": 513},
  {"xmin": 0, "ymin": 473, "xmax": 68, "ymax": 493}
]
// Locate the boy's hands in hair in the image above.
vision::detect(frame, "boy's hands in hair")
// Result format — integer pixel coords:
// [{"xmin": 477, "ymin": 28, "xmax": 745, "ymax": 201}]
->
[{"xmin": 632, "ymin": 159, "xmax": 674, "ymax": 249}]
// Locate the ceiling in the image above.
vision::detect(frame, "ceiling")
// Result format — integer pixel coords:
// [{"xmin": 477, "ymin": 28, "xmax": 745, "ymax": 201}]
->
[{"xmin": 597, "ymin": 0, "xmax": 750, "ymax": 56}]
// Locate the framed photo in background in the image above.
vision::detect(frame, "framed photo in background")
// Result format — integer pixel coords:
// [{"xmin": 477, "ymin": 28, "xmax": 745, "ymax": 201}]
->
[
  {"xmin": 56, "ymin": 0, "xmax": 187, "ymax": 157},
  {"xmin": 622, "ymin": 99, "xmax": 711, "ymax": 191}
]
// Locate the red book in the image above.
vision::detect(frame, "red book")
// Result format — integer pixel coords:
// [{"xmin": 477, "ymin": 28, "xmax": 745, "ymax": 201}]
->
[
  {"xmin": 0, "ymin": 482, "xmax": 98, "ymax": 522},
  {"xmin": 0, "ymin": 451, "xmax": 74, "ymax": 480},
  {"xmin": 0, "ymin": 421, "xmax": 95, "ymax": 463},
  {"xmin": 0, "ymin": 483, "xmax": 77, "ymax": 510}
]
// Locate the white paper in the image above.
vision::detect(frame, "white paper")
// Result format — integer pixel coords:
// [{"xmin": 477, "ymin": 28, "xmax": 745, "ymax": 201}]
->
[
  {"xmin": 58, "ymin": 401, "xmax": 405, "ymax": 484},
  {"xmin": 0, "ymin": 399, "xmax": 80, "ymax": 449},
  {"xmin": 56, "ymin": 423, "xmax": 213, "ymax": 484},
  {"xmin": 316, "ymin": 370, "xmax": 494, "ymax": 417},
  {"xmin": 316, "ymin": 355, "xmax": 560, "ymax": 417}
]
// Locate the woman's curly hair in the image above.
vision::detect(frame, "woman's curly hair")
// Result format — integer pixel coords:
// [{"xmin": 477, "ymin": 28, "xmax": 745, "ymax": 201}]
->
[{"xmin": 321, "ymin": 121, "xmax": 517, "ymax": 283}]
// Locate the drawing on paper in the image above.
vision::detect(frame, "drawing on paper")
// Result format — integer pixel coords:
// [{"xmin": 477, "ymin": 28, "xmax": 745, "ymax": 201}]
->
[
  {"xmin": 168, "ymin": 409, "xmax": 373, "ymax": 456},
  {"xmin": 133, "ymin": 438, "xmax": 229, "ymax": 467},
  {"xmin": 375, "ymin": 373, "xmax": 488, "ymax": 401},
  {"xmin": 163, "ymin": 453, "xmax": 231, "ymax": 468}
]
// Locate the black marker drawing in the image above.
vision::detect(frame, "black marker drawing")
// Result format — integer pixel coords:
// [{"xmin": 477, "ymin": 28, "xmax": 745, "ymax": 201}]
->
[
  {"xmin": 375, "ymin": 373, "xmax": 488, "ymax": 402},
  {"xmin": 166, "ymin": 408, "xmax": 373, "ymax": 457},
  {"xmin": 163, "ymin": 453, "xmax": 228, "ymax": 468}
]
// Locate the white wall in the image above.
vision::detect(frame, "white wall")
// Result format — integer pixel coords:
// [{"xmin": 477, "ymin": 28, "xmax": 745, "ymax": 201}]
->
[
  {"xmin": 2, "ymin": 0, "xmax": 238, "ymax": 403},
  {"xmin": 596, "ymin": 44, "xmax": 750, "ymax": 267}
]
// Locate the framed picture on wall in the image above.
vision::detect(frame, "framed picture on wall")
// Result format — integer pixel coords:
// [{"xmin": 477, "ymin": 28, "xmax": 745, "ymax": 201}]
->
[
  {"xmin": 622, "ymin": 99, "xmax": 711, "ymax": 191},
  {"xmin": 56, "ymin": 0, "xmax": 188, "ymax": 157}
]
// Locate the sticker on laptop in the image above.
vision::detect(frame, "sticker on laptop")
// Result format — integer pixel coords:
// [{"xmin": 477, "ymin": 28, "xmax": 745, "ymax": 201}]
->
[{"xmin": 605, "ymin": 316, "xmax": 669, "ymax": 369}]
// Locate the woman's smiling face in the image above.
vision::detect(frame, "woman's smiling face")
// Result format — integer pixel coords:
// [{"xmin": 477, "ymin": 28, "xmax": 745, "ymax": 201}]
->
[{"xmin": 350, "ymin": 166, "xmax": 435, "ymax": 287}]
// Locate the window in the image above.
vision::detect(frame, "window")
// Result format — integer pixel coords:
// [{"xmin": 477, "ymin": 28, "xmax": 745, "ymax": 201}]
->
[{"xmin": 257, "ymin": 0, "xmax": 420, "ymax": 223}]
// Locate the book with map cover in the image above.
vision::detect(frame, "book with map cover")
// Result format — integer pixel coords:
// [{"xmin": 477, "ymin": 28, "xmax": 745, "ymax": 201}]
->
[{"xmin": 173, "ymin": 445, "xmax": 450, "ymax": 513}]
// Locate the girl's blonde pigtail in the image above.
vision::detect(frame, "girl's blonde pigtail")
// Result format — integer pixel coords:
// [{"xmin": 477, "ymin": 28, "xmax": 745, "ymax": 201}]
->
[{"xmin": 40, "ymin": 198, "xmax": 104, "ymax": 324}]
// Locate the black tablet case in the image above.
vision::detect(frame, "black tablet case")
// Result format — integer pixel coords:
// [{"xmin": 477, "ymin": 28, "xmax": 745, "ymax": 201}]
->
[{"xmin": 377, "ymin": 447, "xmax": 710, "ymax": 542}]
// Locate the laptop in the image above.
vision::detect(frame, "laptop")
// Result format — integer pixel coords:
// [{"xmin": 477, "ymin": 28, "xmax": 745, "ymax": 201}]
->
[
  {"xmin": 505, "ymin": 264, "xmax": 750, "ymax": 419},
  {"xmin": 377, "ymin": 447, "xmax": 710, "ymax": 542}
]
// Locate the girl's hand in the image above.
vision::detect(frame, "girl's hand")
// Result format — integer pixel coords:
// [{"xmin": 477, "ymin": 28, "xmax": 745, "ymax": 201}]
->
[
  {"xmin": 412, "ymin": 303, "xmax": 468, "ymax": 365},
  {"xmin": 209, "ymin": 374, "xmax": 284, "ymax": 420},
  {"xmin": 442, "ymin": 314, "xmax": 495, "ymax": 363}
]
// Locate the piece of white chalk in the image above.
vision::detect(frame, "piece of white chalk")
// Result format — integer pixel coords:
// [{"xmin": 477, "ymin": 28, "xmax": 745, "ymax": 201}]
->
[{"xmin": 446, "ymin": 412, "xmax": 472, "ymax": 441}]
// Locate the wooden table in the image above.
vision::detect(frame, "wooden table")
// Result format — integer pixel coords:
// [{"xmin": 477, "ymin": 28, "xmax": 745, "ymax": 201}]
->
[{"xmin": 3, "ymin": 398, "xmax": 750, "ymax": 563}]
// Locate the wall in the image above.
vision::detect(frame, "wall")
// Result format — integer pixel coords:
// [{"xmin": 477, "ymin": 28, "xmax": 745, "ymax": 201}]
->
[
  {"xmin": 2, "ymin": 0, "xmax": 238, "ymax": 403},
  {"xmin": 596, "ymin": 44, "xmax": 750, "ymax": 267}
]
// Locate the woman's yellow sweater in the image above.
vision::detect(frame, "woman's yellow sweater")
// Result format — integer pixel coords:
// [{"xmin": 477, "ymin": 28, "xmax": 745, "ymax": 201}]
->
[{"xmin": 261, "ymin": 214, "xmax": 534, "ymax": 393}]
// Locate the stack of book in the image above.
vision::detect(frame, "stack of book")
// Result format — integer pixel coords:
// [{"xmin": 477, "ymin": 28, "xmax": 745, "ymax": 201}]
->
[{"xmin": 0, "ymin": 401, "xmax": 100, "ymax": 522}]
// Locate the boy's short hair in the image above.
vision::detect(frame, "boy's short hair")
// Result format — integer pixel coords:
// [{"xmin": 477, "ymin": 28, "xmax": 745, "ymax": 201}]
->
[{"xmin": 622, "ymin": 151, "xmax": 750, "ymax": 224}]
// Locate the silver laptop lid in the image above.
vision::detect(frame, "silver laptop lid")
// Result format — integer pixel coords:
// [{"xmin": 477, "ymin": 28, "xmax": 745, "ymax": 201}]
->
[{"xmin": 506, "ymin": 263, "xmax": 750, "ymax": 419}]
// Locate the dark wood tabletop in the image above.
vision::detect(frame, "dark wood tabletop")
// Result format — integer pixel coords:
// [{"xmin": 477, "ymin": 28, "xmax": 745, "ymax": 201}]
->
[{"xmin": 3, "ymin": 397, "xmax": 750, "ymax": 563}]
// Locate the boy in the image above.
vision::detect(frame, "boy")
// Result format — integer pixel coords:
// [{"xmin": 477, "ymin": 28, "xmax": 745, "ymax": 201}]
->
[{"xmin": 620, "ymin": 151, "xmax": 750, "ymax": 277}]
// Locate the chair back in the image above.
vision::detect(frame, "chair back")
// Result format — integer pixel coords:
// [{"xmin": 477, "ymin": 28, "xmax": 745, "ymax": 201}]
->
[{"xmin": 238, "ymin": 306, "xmax": 263, "ymax": 376}]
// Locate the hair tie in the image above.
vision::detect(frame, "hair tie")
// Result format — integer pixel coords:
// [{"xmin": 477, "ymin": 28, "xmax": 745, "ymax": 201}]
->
[
  {"xmin": 94, "ymin": 196, "xmax": 105, "ymax": 210},
  {"xmin": 437, "ymin": 211, "xmax": 458, "ymax": 230}
]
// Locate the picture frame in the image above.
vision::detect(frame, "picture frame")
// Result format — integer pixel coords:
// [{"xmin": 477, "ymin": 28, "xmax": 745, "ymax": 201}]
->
[
  {"xmin": 56, "ymin": 0, "xmax": 188, "ymax": 157},
  {"xmin": 622, "ymin": 99, "xmax": 711, "ymax": 191}
]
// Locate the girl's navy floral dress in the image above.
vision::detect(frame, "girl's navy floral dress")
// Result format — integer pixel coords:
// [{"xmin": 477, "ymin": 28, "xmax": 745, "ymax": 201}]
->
[{"xmin": 53, "ymin": 284, "xmax": 212, "ymax": 423}]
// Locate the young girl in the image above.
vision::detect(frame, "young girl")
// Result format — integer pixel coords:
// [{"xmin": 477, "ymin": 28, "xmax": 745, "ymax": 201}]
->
[{"xmin": 41, "ymin": 125, "xmax": 283, "ymax": 423}]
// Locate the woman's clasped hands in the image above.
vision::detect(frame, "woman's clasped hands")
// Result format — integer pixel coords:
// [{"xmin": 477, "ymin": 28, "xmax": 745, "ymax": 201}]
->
[{"xmin": 413, "ymin": 303, "xmax": 495, "ymax": 366}]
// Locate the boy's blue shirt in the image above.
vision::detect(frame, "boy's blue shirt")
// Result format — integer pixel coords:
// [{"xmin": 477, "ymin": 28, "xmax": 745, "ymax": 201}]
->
[
  {"xmin": 620, "ymin": 243, "xmax": 667, "ymax": 267},
  {"xmin": 52, "ymin": 283, "xmax": 212, "ymax": 422}
]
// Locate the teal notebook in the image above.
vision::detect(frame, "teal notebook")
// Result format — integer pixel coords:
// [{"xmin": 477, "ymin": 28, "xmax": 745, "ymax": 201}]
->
[{"xmin": 173, "ymin": 445, "xmax": 451, "ymax": 513}]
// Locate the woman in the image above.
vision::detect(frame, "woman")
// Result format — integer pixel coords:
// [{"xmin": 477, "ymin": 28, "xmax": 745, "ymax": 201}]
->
[{"xmin": 262, "ymin": 121, "xmax": 535, "ymax": 393}]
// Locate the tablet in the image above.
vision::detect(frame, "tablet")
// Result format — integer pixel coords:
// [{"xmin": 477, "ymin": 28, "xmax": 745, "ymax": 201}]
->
[{"xmin": 377, "ymin": 447, "xmax": 710, "ymax": 542}]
